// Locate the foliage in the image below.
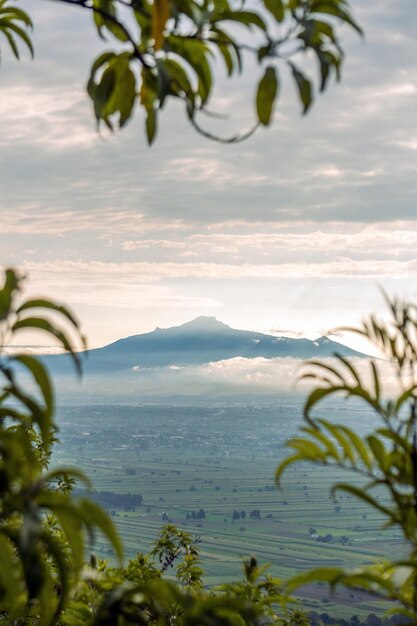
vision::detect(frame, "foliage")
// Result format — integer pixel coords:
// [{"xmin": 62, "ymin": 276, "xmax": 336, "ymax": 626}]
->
[
  {"xmin": 276, "ymin": 297, "xmax": 417, "ymax": 620},
  {"xmin": 0, "ymin": 267, "xmax": 307, "ymax": 625},
  {"xmin": 0, "ymin": 268, "xmax": 123, "ymax": 625},
  {"xmin": 0, "ymin": 0, "xmax": 362, "ymax": 143},
  {"xmin": 0, "ymin": 0, "xmax": 33, "ymax": 60}
]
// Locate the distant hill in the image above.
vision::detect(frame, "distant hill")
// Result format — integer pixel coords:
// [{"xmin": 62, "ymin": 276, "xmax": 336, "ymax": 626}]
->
[{"xmin": 42, "ymin": 316, "xmax": 367, "ymax": 375}]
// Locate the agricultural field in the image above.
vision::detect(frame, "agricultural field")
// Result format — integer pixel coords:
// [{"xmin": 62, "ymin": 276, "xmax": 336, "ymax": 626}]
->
[{"xmin": 54, "ymin": 400, "xmax": 404, "ymax": 619}]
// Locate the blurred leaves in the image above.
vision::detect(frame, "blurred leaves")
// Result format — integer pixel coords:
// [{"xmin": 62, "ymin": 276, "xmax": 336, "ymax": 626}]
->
[
  {"xmin": 1, "ymin": 0, "xmax": 361, "ymax": 143},
  {"xmin": 0, "ymin": 269, "xmax": 122, "ymax": 624},
  {"xmin": 277, "ymin": 296, "xmax": 417, "ymax": 616},
  {"xmin": 0, "ymin": 0, "xmax": 33, "ymax": 60}
]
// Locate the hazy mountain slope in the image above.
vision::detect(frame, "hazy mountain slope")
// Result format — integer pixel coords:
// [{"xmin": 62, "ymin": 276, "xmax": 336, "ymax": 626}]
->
[{"xmin": 42, "ymin": 316, "xmax": 367, "ymax": 375}]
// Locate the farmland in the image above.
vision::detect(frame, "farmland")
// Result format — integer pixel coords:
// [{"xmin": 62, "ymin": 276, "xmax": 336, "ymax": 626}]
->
[{"xmin": 54, "ymin": 400, "xmax": 404, "ymax": 619}]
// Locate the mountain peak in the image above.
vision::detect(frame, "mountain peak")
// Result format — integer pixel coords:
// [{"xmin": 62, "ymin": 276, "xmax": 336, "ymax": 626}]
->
[{"xmin": 172, "ymin": 316, "xmax": 231, "ymax": 332}]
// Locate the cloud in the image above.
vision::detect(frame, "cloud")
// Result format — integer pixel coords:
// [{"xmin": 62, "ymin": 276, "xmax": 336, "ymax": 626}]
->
[
  {"xmin": 0, "ymin": 86, "xmax": 97, "ymax": 150},
  {"xmin": 58, "ymin": 354, "xmax": 411, "ymax": 400},
  {"xmin": 19, "ymin": 256, "xmax": 417, "ymax": 289}
]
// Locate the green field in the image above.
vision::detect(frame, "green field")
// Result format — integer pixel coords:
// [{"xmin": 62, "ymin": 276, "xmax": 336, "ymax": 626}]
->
[{"xmin": 54, "ymin": 401, "xmax": 404, "ymax": 619}]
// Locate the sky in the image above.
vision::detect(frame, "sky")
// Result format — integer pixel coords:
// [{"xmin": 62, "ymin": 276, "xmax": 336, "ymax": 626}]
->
[{"xmin": 1, "ymin": 0, "xmax": 417, "ymax": 352}]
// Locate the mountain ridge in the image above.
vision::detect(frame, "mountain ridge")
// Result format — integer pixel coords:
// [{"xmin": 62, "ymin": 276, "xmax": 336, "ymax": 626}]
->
[{"xmin": 42, "ymin": 316, "xmax": 367, "ymax": 375}]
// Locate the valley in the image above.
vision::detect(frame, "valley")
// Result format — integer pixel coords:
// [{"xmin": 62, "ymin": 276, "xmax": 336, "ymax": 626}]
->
[{"xmin": 54, "ymin": 400, "xmax": 403, "ymax": 620}]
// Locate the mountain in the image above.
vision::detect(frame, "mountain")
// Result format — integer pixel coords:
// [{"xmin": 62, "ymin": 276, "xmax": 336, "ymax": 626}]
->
[{"xmin": 42, "ymin": 316, "xmax": 367, "ymax": 375}]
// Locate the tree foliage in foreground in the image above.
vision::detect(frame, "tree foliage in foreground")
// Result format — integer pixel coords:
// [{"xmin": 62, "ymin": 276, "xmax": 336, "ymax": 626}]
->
[
  {"xmin": 277, "ymin": 298, "xmax": 417, "ymax": 621},
  {"xmin": 0, "ymin": 267, "xmax": 308, "ymax": 625},
  {"xmin": 0, "ymin": 0, "xmax": 361, "ymax": 143}
]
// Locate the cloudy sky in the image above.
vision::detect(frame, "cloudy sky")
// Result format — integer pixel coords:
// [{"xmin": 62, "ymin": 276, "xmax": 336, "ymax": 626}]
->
[{"xmin": 1, "ymin": 0, "xmax": 416, "ymax": 351}]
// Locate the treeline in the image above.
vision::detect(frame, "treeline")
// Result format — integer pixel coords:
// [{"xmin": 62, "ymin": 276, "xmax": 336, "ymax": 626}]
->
[
  {"xmin": 75, "ymin": 489, "xmax": 143, "ymax": 511},
  {"xmin": 186, "ymin": 509, "xmax": 206, "ymax": 520},
  {"xmin": 308, "ymin": 612, "xmax": 409, "ymax": 626},
  {"xmin": 232, "ymin": 509, "xmax": 262, "ymax": 520}
]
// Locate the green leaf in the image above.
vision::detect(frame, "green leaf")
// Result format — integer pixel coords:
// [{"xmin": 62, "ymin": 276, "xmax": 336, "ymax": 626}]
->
[
  {"xmin": 256, "ymin": 66, "xmax": 278, "ymax": 126},
  {"xmin": 287, "ymin": 437, "xmax": 327, "ymax": 460},
  {"xmin": 17, "ymin": 298, "xmax": 82, "ymax": 331},
  {"xmin": 218, "ymin": 42, "xmax": 234, "ymax": 76},
  {"xmin": 318, "ymin": 420, "xmax": 356, "ymax": 465},
  {"xmin": 0, "ymin": 268, "xmax": 20, "ymax": 320},
  {"xmin": 12, "ymin": 355, "xmax": 54, "ymax": 418},
  {"xmin": 304, "ymin": 385, "xmax": 343, "ymax": 420},
  {"xmin": 339, "ymin": 425, "xmax": 372, "ymax": 469},
  {"xmin": 275, "ymin": 453, "xmax": 304, "ymax": 486},
  {"xmin": 220, "ymin": 10, "xmax": 266, "ymax": 31},
  {"xmin": 92, "ymin": 0, "xmax": 128, "ymax": 42},
  {"xmin": 311, "ymin": 0, "xmax": 363, "ymax": 35},
  {"xmin": 331, "ymin": 483, "xmax": 393, "ymax": 519},
  {"xmin": 146, "ymin": 108, "xmax": 157, "ymax": 145},
  {"xmin": 301, "ymin": 425, "xmax": 340, "ymax": 460},
  {"xmin": 290, "ymin": 64, "xmax": 313, "ymax": 114},
  {"xmin": 263, "ymin": 0, "xmax": 284, "ymax": 22},
  {"xmin": 367, "ymin": 434, "xmax": 387, "ymax": 472},
  {"xmin": 78, "ymin": 498, "xmax": 123, "ymax": 563},
  {"xmin": 12, "ymin": 317, "xmax": 82, "ymax": 376},
  {"xmin": 285, "ymin": 565, "xmax": 394, "ymax": 595}
]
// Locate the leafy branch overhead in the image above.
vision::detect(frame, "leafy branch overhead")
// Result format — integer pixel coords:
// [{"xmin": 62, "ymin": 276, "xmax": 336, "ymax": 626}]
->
[{"xmin": 0, "ymin": 0, "xmax": 362, "ymax": 143}]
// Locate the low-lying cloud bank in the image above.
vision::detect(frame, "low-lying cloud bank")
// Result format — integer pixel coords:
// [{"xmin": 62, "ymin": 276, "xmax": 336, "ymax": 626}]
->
[{"xmin": 54, "ymin": 356, "xmax": 410, "ymax": 402}]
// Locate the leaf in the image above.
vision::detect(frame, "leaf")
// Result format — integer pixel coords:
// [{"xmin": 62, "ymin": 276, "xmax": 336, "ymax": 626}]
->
[
  {"xmin": 301, "ymin": 425, "xmax": 340, "ymax": 460},
  {"xmin": 290, "ymin": 64, "xmax": 313, "ymax": 114},
  {"xmin": 286, "ymin": 437, "xmax": 327, "ymax": 460},
  {"xmin": 256, "ymin": 66, "xmax": 278, "ymax": 126},
  {"xmin": 78, "ymin": 498, "xmax": 123, "ymax": 563},
  {"xmin": 367, "ymin": 435, "xmax": 387, "ymax": 472},
  {"xmin": 92, "ymin": 0, "xmax": 128, "ymax": 42},
  {"xmin": 370, "ymin": 360, "xmax": 380, "ymax": 401},
  {"xmin": 146, "ymin": 108, "xmax": 157, "ymax": 145},
  {"xmin": 168, "ymin": 37, "xmax": 212, "ymax": 106},
  {"xmin": 331, "ymin": 483, "xmax": 393, "ymax": 519},
  {"xmin": 395, "ymin": 385, "xmax": 417, "ymax": 414},
  {"xmin": 12, "ymin": 355, "xmax": 54, "ymax": 418},
  {"xmin": 0, "ymin": 268, "xmax": 20, "ymax": 320},
  {"xmin": 275, "ymin": 453, "xmax": 304, "ymax": 486},
  {"xmin": 17, "ymin": 298, "xmax": 82, "ymax": 331},
  {"xmin": 263, "ymin": 0, "xmax": 284, "ymax": 22},
  {"xmin": 285, "ymin": 566, "xmax": 394, "ymax": 595},
  {"xmin": 304, "ymin": 385, "xmax": 344, "ymax": 420},
  {"xmin": 220, "ymin": 10, "xmax": 266, "ymax": 31},
  {"xmin": 7, "ymin": 382, "xmax": 51, "ymax": 443},
  {"xmin": 218, "ymin": 43, "xmax": 234, "ymax": 76},
  {"xmin": 318, "ymin": 420, "xmax": 356, "ymax": 465},
  {"xmin": 335, "ymin": 353, "xmax": 362, "ymax": 386},
  {"xmin": 152, "ymin": 0, "xmax": 170, "ymax": 50},
  {"xmin": 311, "ymin": 0, "xmax": 363, "ymax": 35},
  {"xmin": 0, "ymin": 15, "xmax": 34, "ymax": 58},
  {"xmin": 12, "ymin": 317, "xmax": 82, "ymax": 376},
  {"xmin": 339, "ymin": 425, "xmax": 372, "ymax": 469}
]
